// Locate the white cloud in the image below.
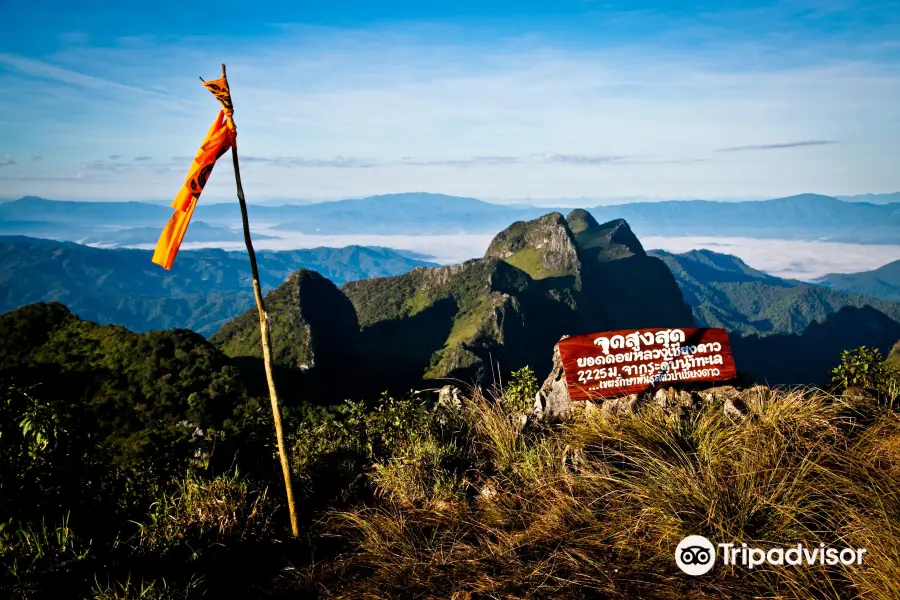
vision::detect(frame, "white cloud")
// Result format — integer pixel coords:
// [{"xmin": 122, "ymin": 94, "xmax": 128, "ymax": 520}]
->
[{"xmin": 643, "ymin": 236, "xmax": 900, "ymax": 280}]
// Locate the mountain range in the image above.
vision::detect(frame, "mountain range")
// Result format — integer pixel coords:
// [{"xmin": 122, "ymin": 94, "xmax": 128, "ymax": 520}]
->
[
  {"xmin": 650, "ymin": 249, "xmax": 900, "ymax": 335},
  {"xmin": 836, "ymin": 192, "xmax": 900, "ymax": 204},
  {"xmin": 3, "ymin": 192, "xmax": 900, "ymax": 244},
  {"xmin": 210, "ymin": 211, "xmax": 900, "ymax": 391},
  {"xmin": 813, "ymin": 260, "xmax": 900, "ymax": 303},
  {"xmin": 79, "ymin": 221, "xmax": 275, "ymax": 245},
  {"xmin": 3, "ymin": 206, "xmax": 900, "ymax": 387},
  {"xmin": 0, "ymin": 236, "xmax": 436, "ymax": 336}
]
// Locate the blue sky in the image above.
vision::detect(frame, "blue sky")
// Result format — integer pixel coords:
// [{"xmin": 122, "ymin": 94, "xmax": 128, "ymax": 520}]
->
[{"xmin": 1, "ymin": 0, "xmax": 898, "ymax": 202}]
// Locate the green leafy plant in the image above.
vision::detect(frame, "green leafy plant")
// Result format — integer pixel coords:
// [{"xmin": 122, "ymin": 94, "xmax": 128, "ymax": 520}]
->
[
  {"xmin": 502, "ymin": 366, "xmax": 539, "ymax": 414},
  {"xmin": 832, "ymin": 346, "xmax": 897, "ymax": 396},
  {"xmin": 289, "ymin": 394, "xmax": 434, "ymax": 506}
]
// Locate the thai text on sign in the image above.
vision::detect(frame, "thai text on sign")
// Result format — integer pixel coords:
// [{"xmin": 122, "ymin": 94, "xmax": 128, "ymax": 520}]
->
[{"xmin": 558, "ymin": 327, "xmax": 737, "ymax": 400}]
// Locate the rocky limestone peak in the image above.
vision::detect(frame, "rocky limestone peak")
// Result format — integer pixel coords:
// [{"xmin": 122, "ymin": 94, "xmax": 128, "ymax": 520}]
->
[
  {"xmin": 564, "ymin": 208, "xmax": 601, "ymax": 236},
  {"xmin": 212, "ymin": 268, "xmax": 359, "ymax": 371},
  {"xmin": 566, "ymin": 211, "xmax": 646, "ymax": 262},
  {"xmin": 484, "ymin": 212, "xmax": 582, "ymax": 284},
  {"xmin": 568, "ymin": 211, "xmax": 694, "ymax": 331}
]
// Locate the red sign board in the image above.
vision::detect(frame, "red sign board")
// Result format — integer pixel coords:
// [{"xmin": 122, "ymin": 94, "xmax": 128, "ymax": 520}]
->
[{"xmin": 558, "ymin": 327, "xmax": 737, "ymax": 400}]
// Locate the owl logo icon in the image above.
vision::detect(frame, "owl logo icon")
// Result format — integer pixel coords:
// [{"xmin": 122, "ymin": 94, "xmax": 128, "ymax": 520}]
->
[{"xmin": 676, "ymin": 535, "xmax": 716, "ymax": 575}]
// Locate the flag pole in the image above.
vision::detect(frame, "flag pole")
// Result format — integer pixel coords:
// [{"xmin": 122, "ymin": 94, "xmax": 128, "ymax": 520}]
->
[{"xmin": 219, "ymin": 64, "xmax": 300, "ymax": 537}]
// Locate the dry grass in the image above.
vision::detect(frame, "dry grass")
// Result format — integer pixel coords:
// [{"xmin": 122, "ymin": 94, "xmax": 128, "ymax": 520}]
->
[
  {"xmin": 135, "ymin": 470, "xmax": 276, "ymax": 555},
  {"xmin": 317, "ymin": 385, "xmax": 900, "ymax": 599}
]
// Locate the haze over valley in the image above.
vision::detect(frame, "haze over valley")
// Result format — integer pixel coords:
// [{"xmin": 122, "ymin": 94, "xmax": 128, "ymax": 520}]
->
[{"xmin": 3, "ymin": 192, "xmax": 899, "ymax": 280}]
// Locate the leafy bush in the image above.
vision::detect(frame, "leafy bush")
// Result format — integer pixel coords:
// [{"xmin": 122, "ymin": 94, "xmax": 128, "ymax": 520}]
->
[
  {"xmin": 501, "ymin": 365, "xmax": 539, "ymax": 414},
  {"xmin": 289, "ymin": 394, "xmax": 434, "ymax": 506},
  {"xmin": 370, "ymin": 435, "xmax": 467, "ymax": 506},
  {"xmin": 832, "ymin": 346, "xmax": 899, "ymax": 403}
]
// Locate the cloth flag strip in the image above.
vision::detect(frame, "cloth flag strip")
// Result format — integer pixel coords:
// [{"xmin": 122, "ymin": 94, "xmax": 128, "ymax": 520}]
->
[{"xmin": 151, "ymin": 77, "xmax": 235, "ymax": 270}]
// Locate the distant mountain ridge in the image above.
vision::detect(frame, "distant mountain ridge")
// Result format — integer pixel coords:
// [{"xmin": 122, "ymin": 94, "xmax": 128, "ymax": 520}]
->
[
  {"xmin": 836, "ymin": 192, "xmax": 900, "ymax": 204},
  {"xmin": 814, "ymin": 260, "xmax": 900, "ymax": 303},
  {"xmin": 650, "ymin": 248, "xmax": 900, "ymax": 335},
  {"xmin": 5, "ymin": 210, "xmax": 900, "ymax": 391},
  {"xmin": 0, "ymin": 236, "xmax": 436, "ymax": 336},
  {"xmin": 4, "ymin": 192, "xmax": 900, "ymax": 244}
]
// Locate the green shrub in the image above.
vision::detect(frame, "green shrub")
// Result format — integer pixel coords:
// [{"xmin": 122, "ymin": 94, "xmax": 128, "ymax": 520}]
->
[
  {"xmin": 370, "ymin": 435, "xmax": 467, "ymax": 506},
  {"xmin": 832, "ymin": 346, "xmax": 899, "ymax": 404},
  {"xmin": 501, "ymin": 366, "xmax": 539, "ymax": 414},
  {"xmin": 289, "ymin": 394, "xmax": 433, "ymax": 505}
]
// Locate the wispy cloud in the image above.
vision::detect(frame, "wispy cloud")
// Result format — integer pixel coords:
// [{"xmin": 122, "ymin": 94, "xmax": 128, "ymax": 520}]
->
[
  {"xmin": 79, "ymin": 160, "xmax": 134, "ymax": 172},
  {"xmin": 542, "ymin": 153, "xmax": 626, "ymax": 165},
  {"xmin": 716, "ymin": 140, "xmax": 837, "ymax": 152},
  {"xmin": 240, "ymin": 155, "xmax": 379, "ymax": 168},
  {"xmin": 0, "ymin": 53, "xmax": 188, "ymax": 105},
  {"xmin": 0, "ymin": 174, "xmax": 83, "ymax": 182},
  {"xmin": 0, "ymin": 155, "xmax": 17, "ymax": 168},
  {"xmin": 234, "ymin": 154, "xmax": 672, "ymax": 169},
  {"xmin": 31, "ymin": 155, "xmax": 42, "ymax": 161},
  {"xmin": 78, "ymin": 158, "xmax": 181, "ymax": 172},
  {"xmin": 397, "ymin": 156, "xmax": 523, "ymax": 168},
  {"xmin": 109, "ymin": 154, "xmax": 122, "ymax": 159}
]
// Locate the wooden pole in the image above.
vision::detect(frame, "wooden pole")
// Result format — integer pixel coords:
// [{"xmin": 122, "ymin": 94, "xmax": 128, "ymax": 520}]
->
[{"xmin": 220, "ymin": 64, "xmax": 300, "ymax": 537}]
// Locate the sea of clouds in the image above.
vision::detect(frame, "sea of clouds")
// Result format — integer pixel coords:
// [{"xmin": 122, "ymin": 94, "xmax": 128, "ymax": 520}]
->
[{"xmin": 158, "ymin": 231, "xmax": 900, "ymax": 281}]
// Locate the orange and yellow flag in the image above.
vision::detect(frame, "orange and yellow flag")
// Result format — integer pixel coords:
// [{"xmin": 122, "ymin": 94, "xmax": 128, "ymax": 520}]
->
[{"xmin": 152, "ymin": 76, "xmax": 235, "ymax": 269}]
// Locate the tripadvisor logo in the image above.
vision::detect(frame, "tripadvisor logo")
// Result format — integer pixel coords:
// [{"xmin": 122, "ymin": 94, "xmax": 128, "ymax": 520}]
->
[
  {"xmin": 675, "ymin": 535, "xmax": 867, "ymax": 576},
  {"xmin": 676, "ymin": 535, "xmax": 716, "ymax": 575}
]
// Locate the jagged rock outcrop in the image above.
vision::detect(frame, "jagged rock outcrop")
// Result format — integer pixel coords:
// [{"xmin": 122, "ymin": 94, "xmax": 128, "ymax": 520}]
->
[
  {"xmin": 342, "ymin": 257, "xmax": 547, "ymax": 385},
  {"xmin": 533, "ymin": 355, "xmax": 760, "ymax": 423},
  {"xmin": 532, "ymin": 336, "xmax": 765, "ymax": 422},
  {"xmin": 533, "ymin": 339, "xmax": 574, "ymax": 421},
  {"xmin": 571, "ymin": 212, "xmax": 695, "ymax": 331},
  {"xmin": 485, "ymin": 212, "xmax": 582, "ymax": 285},
  {"xmin": 212, "ymin": 269, "xmax": 359, "ymax": 371},
  {"xmin": 566, "ymin": 210, "xmax": 645, "ymax": 262}
]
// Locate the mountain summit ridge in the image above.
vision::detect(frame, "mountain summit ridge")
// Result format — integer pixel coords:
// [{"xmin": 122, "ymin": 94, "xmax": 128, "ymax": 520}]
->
[{"xmin": 215, "ymin": 210, "xmax": 694, "ymax": 391}]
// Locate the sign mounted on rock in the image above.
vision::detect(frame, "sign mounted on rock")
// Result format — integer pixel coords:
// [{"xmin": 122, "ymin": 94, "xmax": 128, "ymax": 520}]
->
[{"xmin": 558, "ymin": 327, "xmax": 737, "ymax": 400}]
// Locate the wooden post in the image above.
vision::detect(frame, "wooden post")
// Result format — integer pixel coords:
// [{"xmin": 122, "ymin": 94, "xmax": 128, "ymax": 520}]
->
[{"xmin": 219, "ymin": 64, "xmax": 300, "ymax": 537}]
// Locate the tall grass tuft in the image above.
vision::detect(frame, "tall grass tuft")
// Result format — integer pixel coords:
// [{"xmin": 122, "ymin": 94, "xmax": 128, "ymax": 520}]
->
[
  {"xmin": 322, "ymin": 384, "xmax": 900, "ymax": 599},
  {"xmin": 0, "ymin": 512, "xmax": 91, "ymax": 595},
  {"xmin": 135, "ymin": 470, "xmax": 276, "ymax": 557}
]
